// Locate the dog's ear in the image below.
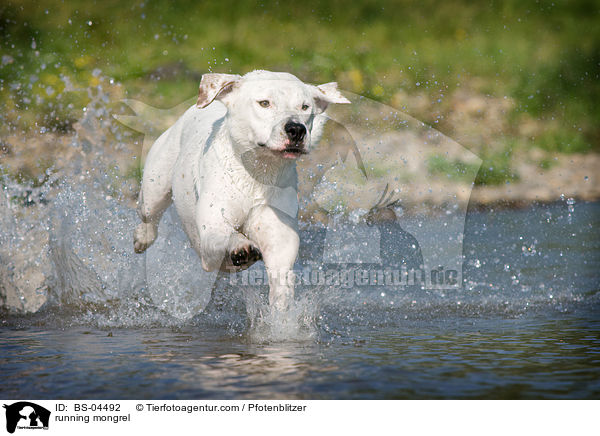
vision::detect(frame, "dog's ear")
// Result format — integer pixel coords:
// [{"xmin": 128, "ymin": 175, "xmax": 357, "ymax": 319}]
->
[
  {"xmin": 197, "ymin": 73, "xmax": 241, "ymax": 108},
  {"xmin": 313, "ymin": 82, "xmax": 351, "ymax": 113}
]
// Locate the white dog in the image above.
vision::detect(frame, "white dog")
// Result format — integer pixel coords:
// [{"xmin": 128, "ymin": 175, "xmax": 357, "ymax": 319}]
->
[{"xmin": 133, "ymin": 70, "xmax": 350, "ymax": 310}]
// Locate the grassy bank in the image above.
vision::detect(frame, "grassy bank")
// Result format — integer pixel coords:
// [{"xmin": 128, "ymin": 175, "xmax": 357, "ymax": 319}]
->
[{"xmin": 1, "ymin": 0, "xmax": 599, "ymax": 185}]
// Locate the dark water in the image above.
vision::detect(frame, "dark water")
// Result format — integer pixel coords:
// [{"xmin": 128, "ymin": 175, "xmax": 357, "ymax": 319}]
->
[{"xmin": 1, "ymin": 201, "xmax": 599, "ymax": 399}]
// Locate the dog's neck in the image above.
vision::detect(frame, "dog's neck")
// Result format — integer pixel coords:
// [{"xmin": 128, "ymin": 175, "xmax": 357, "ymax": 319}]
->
[
  {"xmin": 238, "ymin": 148, "xmax": 296, "ymax": 186},
  {"xmin": 213, "ymin": 122, "xmax": 297, "ymax": 193}
]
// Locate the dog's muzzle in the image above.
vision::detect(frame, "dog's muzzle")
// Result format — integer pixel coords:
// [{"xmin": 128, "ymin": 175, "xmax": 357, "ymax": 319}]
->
[
  {"xmin": 285, "ymin": 121, "xmax": 307, "ymax": 143},
  {"xmin": 280, "ymin": 121, "xmax": 308, "ymax": 158}
]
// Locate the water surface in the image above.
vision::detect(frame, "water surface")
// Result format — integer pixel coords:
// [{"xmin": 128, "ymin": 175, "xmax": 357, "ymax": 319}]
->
[{"xmin": 1, "ymin": 202, "xmax": 598, "ymax": 399}]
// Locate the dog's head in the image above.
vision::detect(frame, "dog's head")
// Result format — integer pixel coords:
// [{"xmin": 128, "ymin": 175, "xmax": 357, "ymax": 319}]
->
[{"xmin": 196, "ymin": 70, "xmax": 350, "ymax": 159}]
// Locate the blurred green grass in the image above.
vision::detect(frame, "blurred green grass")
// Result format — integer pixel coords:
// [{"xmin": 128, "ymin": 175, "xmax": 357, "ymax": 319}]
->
[{"xmin": 1, "ymin": 0, "xmax": 599, "ymax": 182}]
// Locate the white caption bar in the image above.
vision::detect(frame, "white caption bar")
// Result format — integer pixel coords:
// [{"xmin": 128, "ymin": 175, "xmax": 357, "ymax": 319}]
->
[{"xmin": 0, "ymin": 400, "xmax": 597, "ymax": 436}]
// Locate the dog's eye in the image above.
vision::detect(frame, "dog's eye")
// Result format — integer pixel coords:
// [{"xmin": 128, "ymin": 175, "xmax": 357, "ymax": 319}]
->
[
  {"xmin": 301, "ymin": 103, "xmax": 310, "ymax": 111},
  {"xmin": 258, "ymin": 100, "xmax": 270, "ymax": 108}
]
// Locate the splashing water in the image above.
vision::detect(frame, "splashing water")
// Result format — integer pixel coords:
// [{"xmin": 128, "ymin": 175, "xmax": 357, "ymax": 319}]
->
[
  {"xmin": 0, "ymin": 86, "xmax": 326, "ymax": 342},
  {"xmin": 1, "ymin": 82, "xmax": 598, "ymax": 346}
]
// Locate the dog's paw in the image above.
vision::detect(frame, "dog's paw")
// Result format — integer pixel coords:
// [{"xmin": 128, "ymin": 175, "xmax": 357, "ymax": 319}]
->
[
  {"xmin": 230, "ymin": 243, "xmax": 262, "ymax": 266},
  {"xmin": 134, "ymin": 222, "xmax": 157, "ymax": 254}
]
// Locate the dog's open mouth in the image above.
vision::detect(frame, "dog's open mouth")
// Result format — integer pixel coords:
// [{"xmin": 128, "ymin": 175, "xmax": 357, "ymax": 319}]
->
[
  {"xmin": 279, "ymin": 146, "xmax": 307, "ymax": 159},
  {"xmin": 282, "ymin": 147, "xmax": 307, "ymax": 155}
]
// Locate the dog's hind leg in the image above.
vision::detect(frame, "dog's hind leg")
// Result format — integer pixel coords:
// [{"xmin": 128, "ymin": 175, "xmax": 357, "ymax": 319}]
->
[{"xmin": 134, "ymin": 127, "xmax": 180, "ymax": 254}]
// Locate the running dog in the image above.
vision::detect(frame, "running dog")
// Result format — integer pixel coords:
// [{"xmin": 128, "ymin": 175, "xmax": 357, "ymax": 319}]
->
[{"xmin": 133, "ymin": 70, "xmax": 350, "ymax": 310}]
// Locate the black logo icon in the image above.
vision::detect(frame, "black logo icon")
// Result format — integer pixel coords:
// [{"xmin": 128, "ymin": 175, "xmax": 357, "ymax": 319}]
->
[{"xmin": 3, "ymin": 402, "xmax": 50, "ymax": 434}]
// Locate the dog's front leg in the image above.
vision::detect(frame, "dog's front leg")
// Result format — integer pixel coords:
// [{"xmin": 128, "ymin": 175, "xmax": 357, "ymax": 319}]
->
[
  {"xmin": 245, "ymin": 205, "xmax": 300, "ymax": 311},
  {"xmin": 198, "ymin": 227, "xmax": 262, "ymax": 272},
  {"xmin": 196, "ymin": 202, "xmax": 262, "ymax": 273}
]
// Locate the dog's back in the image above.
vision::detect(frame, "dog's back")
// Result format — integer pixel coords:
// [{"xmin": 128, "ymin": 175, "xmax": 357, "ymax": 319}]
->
[{"xmin": 134, "ymin": 102, "xmax": 226, "ymax": 254}]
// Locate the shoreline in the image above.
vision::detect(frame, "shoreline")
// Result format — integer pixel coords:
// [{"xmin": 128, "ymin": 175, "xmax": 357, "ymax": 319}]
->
[{"xmin": 1, "ymin": 131, "xmax": 599, "ymax": 212}]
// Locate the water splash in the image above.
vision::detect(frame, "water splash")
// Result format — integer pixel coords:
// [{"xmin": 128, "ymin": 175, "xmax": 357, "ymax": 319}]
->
[
  {"xmin": 1, "ymin": 81, "xmax": 597, "ymax": 342},
  {"xmin": 567, "ymin": 197, "xmax": 576, "ymax": 224},
  {"xmin": 245, "ymin": 290, "xmax": 319, "ymax": 343}
]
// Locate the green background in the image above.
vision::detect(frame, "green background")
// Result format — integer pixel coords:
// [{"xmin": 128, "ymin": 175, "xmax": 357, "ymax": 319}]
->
[{"xmin": 1, "ymin": 0, "xmax": 599, "ymax": 184}]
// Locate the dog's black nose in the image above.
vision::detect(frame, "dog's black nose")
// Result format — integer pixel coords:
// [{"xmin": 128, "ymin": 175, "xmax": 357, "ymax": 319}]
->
[{"xmin": 284, "ymin": 122, "xmax": 307, "ymax": 143}]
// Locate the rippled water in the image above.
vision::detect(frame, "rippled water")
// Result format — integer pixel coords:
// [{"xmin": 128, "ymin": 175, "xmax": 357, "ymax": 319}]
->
[
  {"xmin": 1, "ymin": 313, "xmax": 599, "ymax": 399},
  {"xmin": 1, "ymin": 201, "xmax": 598, "ymax": 399}
]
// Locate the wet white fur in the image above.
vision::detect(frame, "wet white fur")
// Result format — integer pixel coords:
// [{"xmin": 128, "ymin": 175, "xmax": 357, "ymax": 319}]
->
[{"xmin": 134, "ymin": 70, "xmax": 349, "ymax": 310}]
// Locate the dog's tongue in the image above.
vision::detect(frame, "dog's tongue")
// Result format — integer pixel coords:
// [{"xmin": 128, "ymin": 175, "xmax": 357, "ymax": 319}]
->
[{"xmin": 281, "ymin": 150, "xmax": 301, "ymax": 159}]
